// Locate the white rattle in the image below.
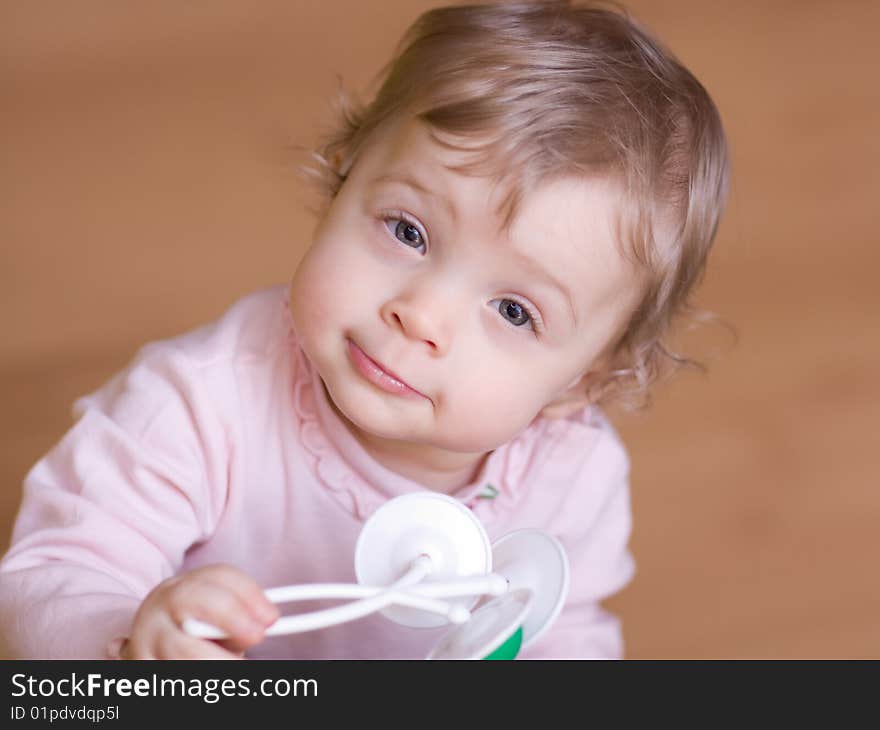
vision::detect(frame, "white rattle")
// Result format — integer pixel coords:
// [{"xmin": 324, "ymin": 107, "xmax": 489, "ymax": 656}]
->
[{"xmin": 184, "ymin": 492, "xmax": 569, "ymax": 659}]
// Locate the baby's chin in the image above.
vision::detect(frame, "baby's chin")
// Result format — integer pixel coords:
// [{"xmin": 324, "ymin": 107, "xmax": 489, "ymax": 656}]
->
[
  {"xmin": 322, "ymin": 375, "xmax": 425, "ymax": 437},
  {"xmin": 326, "ymin": 382, "xmax": 509, "ymax": 454}
]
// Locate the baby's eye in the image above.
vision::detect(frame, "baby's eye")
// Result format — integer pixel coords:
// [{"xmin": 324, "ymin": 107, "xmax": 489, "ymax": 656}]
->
[
  {"xmin": 496, "ymin": 298, "xmax": 532, "ymax": 328},
  {"xmin": 385, "ymin": 217, "xmax": 426, "ymax": 253}
]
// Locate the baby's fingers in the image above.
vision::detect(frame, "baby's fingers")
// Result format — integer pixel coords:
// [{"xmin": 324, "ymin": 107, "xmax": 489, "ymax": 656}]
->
[
  {"xmin": 156, "ymin": 632, "xmax": 245, "ymax": 660},
  {"xmin": 193, "ymin": 565, "xmax": 280, "ymax": 628},
  {"xmin": 171, "ymin": 582, "xmax": 268, "ymax": 651},
  {"xmin": 125, "ymin": 564, "xmax": 278, "ymax": 659},
  {"xmin": 120, "ymin": 616, "xmax": 243, "ymax": 661}
]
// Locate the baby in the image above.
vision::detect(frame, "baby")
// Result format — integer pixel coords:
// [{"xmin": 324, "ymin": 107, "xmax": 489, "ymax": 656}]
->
[{"xmin": 0, "ymin": 1, "xmax": 728, "ymax": 659}]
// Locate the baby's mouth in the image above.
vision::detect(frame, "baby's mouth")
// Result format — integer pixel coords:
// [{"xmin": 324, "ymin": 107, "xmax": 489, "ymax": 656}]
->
[{"xmin": 346, "ymin": 339, "xmax": 430, "ymax": 401}]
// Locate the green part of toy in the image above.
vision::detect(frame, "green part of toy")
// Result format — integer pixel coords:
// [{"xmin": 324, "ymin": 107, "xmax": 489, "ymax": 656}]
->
[{"xmin": 482, "ymin": 626, "xmax": 523, "ymax": 660}]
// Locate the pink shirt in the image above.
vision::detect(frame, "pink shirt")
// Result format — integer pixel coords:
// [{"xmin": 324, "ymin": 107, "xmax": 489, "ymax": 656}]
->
[{"xmin": 0, "ymin": 286, "xmax": 635, "ymax": 659}]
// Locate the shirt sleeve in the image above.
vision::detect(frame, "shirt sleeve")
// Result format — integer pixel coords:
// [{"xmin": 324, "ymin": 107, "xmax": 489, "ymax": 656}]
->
[
  {"xmin": 518, "ymin": 416, "xmax": 636, "ymax": 660},
  {"xmin": 0, "ymin": 343, "xmax": 230, "ymax": 658}
]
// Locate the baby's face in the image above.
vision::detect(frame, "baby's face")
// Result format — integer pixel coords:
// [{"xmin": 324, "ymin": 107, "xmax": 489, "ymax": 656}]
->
[{"xmin": 290, "ymin": 116, "xmax": 642, "ymax": 455}]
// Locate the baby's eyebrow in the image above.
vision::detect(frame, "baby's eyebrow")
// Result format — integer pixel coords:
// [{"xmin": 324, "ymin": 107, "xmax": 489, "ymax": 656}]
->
[{"xmin": 370, "ymin": 173, "xmax": 458, "ymax": 223}]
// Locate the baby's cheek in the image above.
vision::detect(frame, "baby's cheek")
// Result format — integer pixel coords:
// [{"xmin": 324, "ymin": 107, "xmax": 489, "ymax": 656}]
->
[
  {"xmin": 291, "ymin": 250, "xmax": 345, "ymax": 323},
  {"xmin": 440, "ymin": 383, "xmax": 542, "ymax": 452}
]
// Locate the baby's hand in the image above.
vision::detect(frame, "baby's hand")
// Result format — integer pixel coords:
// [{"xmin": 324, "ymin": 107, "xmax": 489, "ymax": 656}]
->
[{"xmin": 120, "ymin": 564, "xmax": 280, "ymax": 659}]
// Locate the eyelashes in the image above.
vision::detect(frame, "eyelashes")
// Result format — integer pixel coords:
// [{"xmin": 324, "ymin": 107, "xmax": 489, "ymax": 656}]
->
[
  {"xmin": 383, "ymin": 211, "xmax": 427, "ymax": 253},
  {"xmin": 492, "ymin": 298, "xmax": 541, "ymax": 331},
  {"xmin": 380, "ymin": 211, "xmax": 544, "ymax": 334}
]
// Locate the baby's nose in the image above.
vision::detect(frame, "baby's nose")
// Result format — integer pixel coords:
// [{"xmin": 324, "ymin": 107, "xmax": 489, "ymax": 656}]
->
[{"xmin": 380, "ymin": 291, "xmax": 453, "ymax": 355}]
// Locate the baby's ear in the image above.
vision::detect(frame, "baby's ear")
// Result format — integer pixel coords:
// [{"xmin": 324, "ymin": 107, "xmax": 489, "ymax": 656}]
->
[{"xmin": 538, "ymin": 371, "xmax": 601, "ymax": 420}]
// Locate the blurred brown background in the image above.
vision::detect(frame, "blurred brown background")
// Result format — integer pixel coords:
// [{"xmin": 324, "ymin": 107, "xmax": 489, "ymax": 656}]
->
[{"xmin": 2, "ymin": 1, "xmax": 878, "ymax": 658}]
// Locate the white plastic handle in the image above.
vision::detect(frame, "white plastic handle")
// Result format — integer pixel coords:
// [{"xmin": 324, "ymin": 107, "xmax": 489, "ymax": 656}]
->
[{"xmin": 184, "ymin": 555, "xmax": 474, "ymax": 640}]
